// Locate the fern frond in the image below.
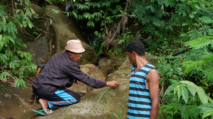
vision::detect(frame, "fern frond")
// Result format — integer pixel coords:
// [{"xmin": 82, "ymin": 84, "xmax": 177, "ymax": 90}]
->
[
  {"xmin": 203, "ymin": 67, "xmax": 213, "ymax": 81},
  {"xmin": 182, "ymin": 60, "xmax": 206, "ymax": 74},
  {"xmin": 199, "ymin": 103, "xmax": 213, "ymax": 111},
  {"xmin": 75, "ymin": 3, "xmax": 89, "ymax": 10},
  {"xmin": 199, "ymin": 25, "xmax": 212, "ymax": 36},
  {"xmin": 188, "ymin": 29, "xmax": 203, "ymax": 40},
  {"xmin": 83, "ymin": 12, "xmax": 92, "ymax": 19},
  {"xmin": 85, "ymin": 2, "xmax": 101, "ymax": 8},
  {"xmin": 145, "ymin": 4, "xmax": 155, "ymax": 13},
  {"xmin": 163, "ymin": 0, "xmax": 176, "ymax": 7},
  {"xmin": 87, "ymin": 20, "xmax": 94, "ymax": 27},
  {"xmin": 198, "ymin": 16, "xmax": 213, "ymax": 24},
  {"xmin": 141, "ymin": 24, "xmax": 155, "ymax": 34},
  {"xmin": 175, "ymin": 4, "xmax": 190, "ymax": 17},
  {"xmin": 180, "ymin": 105, "xmax": 199, "ymax": 119},
  {"xmin": 185, "ymin": 36, "xmax": 213, "ymax": 49}
]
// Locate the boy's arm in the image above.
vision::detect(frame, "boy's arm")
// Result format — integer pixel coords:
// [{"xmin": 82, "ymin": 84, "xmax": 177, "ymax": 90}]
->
[{"xmin": 147, "ymin": 69, "xmax": 159, "ymax": 119}]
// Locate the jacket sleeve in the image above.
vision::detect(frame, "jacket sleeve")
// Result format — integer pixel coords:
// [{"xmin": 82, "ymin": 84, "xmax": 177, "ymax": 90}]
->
[{"xmin": 63, "ymin": 62, "xmax": 107, "ymax": 88}]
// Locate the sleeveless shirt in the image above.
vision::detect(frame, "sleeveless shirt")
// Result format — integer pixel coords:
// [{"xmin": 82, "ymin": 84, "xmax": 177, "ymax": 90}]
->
[{"xmin": 127, "ymin": 63, "xmax": 156, "ymax": 119}]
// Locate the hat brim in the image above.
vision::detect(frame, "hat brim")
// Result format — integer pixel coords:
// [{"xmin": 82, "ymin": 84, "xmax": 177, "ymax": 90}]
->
[{"xmin": 66, "ymin": 49, "xmax": 85, "ymax": 53}]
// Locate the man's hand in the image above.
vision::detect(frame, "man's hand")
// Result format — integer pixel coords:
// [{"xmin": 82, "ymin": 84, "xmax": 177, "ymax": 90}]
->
[
  {"xmin": 74, "ymin": 79, "xmax": 79, "ymax": 84},
  {"xmin": 106, "ymin": 81, "xmax": 120, "ymax": 88}
]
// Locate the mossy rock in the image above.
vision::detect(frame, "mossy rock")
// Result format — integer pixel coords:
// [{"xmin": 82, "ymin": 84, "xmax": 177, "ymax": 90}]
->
[{"xmin": 45, "ymin": 5, "xmax": 99, "ymax": 64}]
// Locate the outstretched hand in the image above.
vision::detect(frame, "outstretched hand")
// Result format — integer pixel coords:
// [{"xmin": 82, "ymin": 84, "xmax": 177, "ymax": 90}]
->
[{"xmin": 106, "ymin": 81, "xmax": 120, "ymax": 88}]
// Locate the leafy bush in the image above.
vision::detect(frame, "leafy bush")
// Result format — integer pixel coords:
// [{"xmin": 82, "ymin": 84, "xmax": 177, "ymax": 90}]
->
[
  {"xmin": 160, "ymin": 79, "xmax": 213, "ymax": 119},
  {"xmin": 0, "ymin": 0, "xmax": 37, "ymax": 87}
]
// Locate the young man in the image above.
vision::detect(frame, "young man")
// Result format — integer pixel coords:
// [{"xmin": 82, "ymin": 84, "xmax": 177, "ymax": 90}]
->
[
  {"xmin": 32, "ymin": 40, "xmax": 119, "ymax": 115},
  {"xmin": 126, "ymin": 40, "xmax": 159, "ymax": 119}
]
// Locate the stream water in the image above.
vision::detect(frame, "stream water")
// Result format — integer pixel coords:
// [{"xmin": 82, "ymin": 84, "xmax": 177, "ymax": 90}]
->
[{"xmin": 0, "ymin": 83, "xmax": 40, "ymax": 119}]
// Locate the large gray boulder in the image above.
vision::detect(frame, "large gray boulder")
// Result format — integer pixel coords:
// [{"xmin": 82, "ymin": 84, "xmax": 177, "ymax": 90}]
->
[
  {"xmin": 19, "ymin": 3, "xmax": 53, "ymax": 65},
  {"xmin": 45, "ymin": 5, "xmax": 99, "ymax": 65},
  {"xmin": 25, "ymin": 36, "xmax": 49, "ymax": 64}
]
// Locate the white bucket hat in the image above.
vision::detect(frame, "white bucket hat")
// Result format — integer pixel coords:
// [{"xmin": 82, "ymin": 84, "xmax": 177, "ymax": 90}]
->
[{"xmin": 65, "ymin": 40, "xmax": 85, "ymax": 53}]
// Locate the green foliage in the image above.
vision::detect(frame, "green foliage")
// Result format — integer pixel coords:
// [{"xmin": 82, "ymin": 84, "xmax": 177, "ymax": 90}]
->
[
  {"xmin": 164, "ymin": 80, "xmax": 210, "ymax": 104},
  {"xmin": 108, "ymin": 31, "xmax": 134, "ymax": 56},
  {"xmin": 92, "ymin": 37, "xmax": 104, "ymax": 55},
  {"xmin": 160, "ymin": 79, "xmax": 213, "ymax": 119},
  {"xmin": 199, "ymin": 103, "xmax": 213, "ymax": 119},
  {"xmin": 130, "ymin": 0, "xmax": 213, "ymax": 55},
  {"xmin": 0, "ymin": 0, "xmax": 37, "ymax": 87},
  {"xmin": 182, "ymin": 24, "xmax": 213, "ymax": 82},
  {"xmin": 72, "ymin": 0, "xmax": 126, "ymax": 28}
]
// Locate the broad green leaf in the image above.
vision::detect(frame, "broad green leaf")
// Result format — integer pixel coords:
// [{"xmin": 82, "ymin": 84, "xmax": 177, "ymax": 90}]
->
[
  {"xmin": 187, "ymin": 85, "xmax": 196, "ymax": 97},
  {"xmin": 83, "ymin": 12, "xmax": 91, "ymax": 19},
  {"xmin": 118, "ymin": 39, "xmax": 125, "ymax": 44},
  {"xmin": 180, "ymin": 33, "xmax": 187, "ymax": 37},
  {"xmin": 164, "ymin": 82, "xmax": 181, "ymax": 95},
  {"xmin": 87, "ymin": 21, "xmax": 94, "ymax": 27},
  {"xmin": 197, "ymin": 87, "xmax": 208, "ymax": 104},
  {"xmin": 28, "ymin": 22, "xmax": 34, "ymax": 28},
  {"xmin": 2, "ymin": 16, "xmax": 6, "ymax": 23},
  {"xmin": 0, "ymin": 35, "xmax": 2, "ymax": 41},
  {"xmin": 49, "ymin": 19, "xmax": 52, "ymax": 25},
  {"xmin": 182, "ymin": 86, "xmax": 189, "ymax": 103},
  {"xmin": 0, "ymin": 72, "xmax": 9, "ymax": 80},
  {"xmin": 182, "ymin": 23, "xmax": 188, "ymax": 26},
  {"xmin": 177, "ymin": 86, "xmax": 182, "ymax": 101},
  {"xmin": 202, "ymin": 110, "xmax": 213, "ymax": 119},
  {"xmin": 189, "ymin": 14, "xmax": 194, "ymax": 18},
  {"xmin": 8, "ymin": 36, "xmax": 15, "ymax": 44}
]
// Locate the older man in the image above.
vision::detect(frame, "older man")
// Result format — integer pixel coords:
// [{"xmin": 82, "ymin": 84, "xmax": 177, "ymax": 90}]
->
[{"xmin": 32, "ymin": 40, "xmax": 119, "ymax": 115}]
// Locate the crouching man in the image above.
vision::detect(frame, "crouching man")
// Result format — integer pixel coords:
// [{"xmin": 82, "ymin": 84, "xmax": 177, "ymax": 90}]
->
[{"xmin": 32, "ymin": 40, "xmax": 119, "ymax": 115}]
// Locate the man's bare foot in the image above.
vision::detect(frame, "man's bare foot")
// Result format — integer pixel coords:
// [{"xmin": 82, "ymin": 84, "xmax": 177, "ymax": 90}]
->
[
  {"xmin": 44, "ymin": 109, "xmax": 53, "ymax": 114},
  {"xmin": 39, "ymin": 98, "xmax": 53, "ymax": 114}
]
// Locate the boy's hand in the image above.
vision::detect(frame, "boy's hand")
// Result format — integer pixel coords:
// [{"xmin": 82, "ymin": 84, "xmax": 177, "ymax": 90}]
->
[{"xmin": 106, "ymin": 81, "xmax": 120, "ymax": 88}]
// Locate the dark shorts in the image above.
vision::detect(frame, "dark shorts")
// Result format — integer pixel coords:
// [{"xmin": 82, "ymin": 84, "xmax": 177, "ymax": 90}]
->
[{"xmin": 33, "ymin": 87, "xmax": 80, "ymax": 110}]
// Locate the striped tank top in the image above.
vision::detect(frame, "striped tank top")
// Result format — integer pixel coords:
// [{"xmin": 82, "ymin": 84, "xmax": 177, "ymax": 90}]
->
[{"xmin": 127, "ymin": 63, "xmax": 156, "ymax": 119}]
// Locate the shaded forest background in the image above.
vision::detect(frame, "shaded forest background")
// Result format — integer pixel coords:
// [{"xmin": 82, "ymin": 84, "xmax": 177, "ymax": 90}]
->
[{"xmin": 0, "ymin": 0, "xmax": 213, "ymax": 118}]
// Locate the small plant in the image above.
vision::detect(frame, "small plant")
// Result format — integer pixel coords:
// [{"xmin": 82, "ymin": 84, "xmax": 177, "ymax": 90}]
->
[
  {"xmin": 113, "ymin": 108, "xmax": 122, "ymax": 119},
  {"xmin": 97, "ymin": 88, "xmax": 114, "ymax": 103}
]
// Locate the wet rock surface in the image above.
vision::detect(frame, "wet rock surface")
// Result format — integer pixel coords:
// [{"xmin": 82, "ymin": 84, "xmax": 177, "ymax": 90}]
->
[
  {"xmin": 0, "ymin": 83, "xmax": 40, "ymax": 119},
  {"xmin": 25, "ymin": 36, "xmax": 49, "ymax": 65},
  {"xmin": 68, "ymin": 64, "xmax": 106, "ymax": 94}
]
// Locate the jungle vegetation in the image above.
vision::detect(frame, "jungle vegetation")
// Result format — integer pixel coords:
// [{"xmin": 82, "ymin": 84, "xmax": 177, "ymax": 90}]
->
[{"xmin": 0, "ymin": 0, "xmax": 213, "ymax": 118}]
